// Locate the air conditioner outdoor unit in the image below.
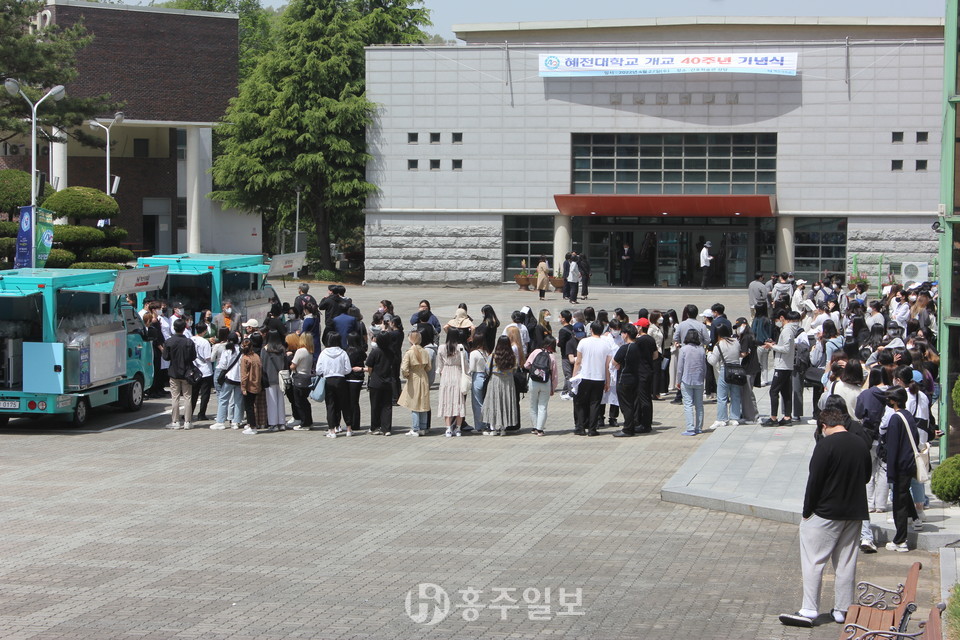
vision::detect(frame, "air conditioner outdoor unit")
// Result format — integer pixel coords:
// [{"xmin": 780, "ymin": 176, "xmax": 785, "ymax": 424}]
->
[{"xmin": 901, "ymin": 262, "xmax": 929, "ymax": 285}]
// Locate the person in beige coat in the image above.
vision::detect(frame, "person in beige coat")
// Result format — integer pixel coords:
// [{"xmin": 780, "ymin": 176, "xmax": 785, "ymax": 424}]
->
[
  {"xmin": 399, "ymin": 330, "xmax": 432, "ymax": 436},
  {"xmin": 535, "ymin": 255, "xmax": 550, "ymax": 301}
]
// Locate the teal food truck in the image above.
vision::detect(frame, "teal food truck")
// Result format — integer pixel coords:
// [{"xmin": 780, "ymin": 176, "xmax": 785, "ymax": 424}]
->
[
  {"xmin": 134, "ymin": 252, "xmax": 305, "ymax": 322},
  {"xmin": 0, "ymin": 266, "xmax": 168, "ymax": 426}
]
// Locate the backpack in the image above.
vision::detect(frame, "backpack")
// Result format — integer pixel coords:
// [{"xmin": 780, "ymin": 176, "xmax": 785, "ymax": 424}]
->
[
  {"xmin": 793, "ymin": 337, "xmax": 811, "ymax": 373},
  {"xmin": 528, "ymin": 349, "xmax": 552, "ymax": 384}
]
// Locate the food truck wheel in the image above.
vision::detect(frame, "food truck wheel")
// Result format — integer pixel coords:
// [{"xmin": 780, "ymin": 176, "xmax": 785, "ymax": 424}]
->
[
  {"xmin": 71, "ymin": 398, "xmax": 89, "ymax": 426},
  {"xmin": 121, "ymin": 376, "xmax": 144, "ymax": 411},
  {"xmin": 0, "ymin": 415, "xmax": 8, "ymax": 427}
]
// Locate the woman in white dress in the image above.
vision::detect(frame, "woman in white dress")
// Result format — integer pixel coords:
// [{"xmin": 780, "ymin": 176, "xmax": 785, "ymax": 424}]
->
[{"xmin": 436, "ymin": 331, "xmax": 468, "ymax": 437}]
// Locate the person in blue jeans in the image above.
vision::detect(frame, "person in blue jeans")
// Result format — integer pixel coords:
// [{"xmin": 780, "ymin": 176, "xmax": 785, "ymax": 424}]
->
[
  {"xmin": 212, "ymin": 336, "xmax": 243, "ymax": 429},
  {"xmin": 675, "ymin": 329, "xmax": 707, "ymax": 435},
  {"xmin": 710, "ymin": 323, "xmax": 743, "ymax": 429}
]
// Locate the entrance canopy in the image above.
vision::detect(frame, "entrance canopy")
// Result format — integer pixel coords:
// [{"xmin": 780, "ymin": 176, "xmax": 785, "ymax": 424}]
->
[{"xmin": 554, "ymin": 194, "xmax": 776, "ymax": 218}]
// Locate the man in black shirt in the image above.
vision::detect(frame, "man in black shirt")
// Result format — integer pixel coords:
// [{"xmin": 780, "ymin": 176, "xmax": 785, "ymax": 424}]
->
[
  {"xmin": 292, "ymin": 283, "xmax": 316, "ymax": 316},
  {"xmin": 779, "ymin": 407, "xmax": 871, "ymax": 628},
  {"xmin": 613, "ymin": 320, "xmax": 658, "ymax": 436},
  {"xmin": 161, "ymin": 318, "xmax": 198, "ymax": 430},
  {"xmin": 611, "ymin": 324, "xmax": 639, "ymax": 436}
]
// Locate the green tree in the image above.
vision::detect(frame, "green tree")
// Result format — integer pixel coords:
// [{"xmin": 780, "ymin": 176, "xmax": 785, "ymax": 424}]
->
[
  {"xmin": 0, "ymin": 0, "xmax": 119, "ymax": 147},
  {"xmin": 211, "ymin": 0, "xmax": 429, "ymax": 268}
]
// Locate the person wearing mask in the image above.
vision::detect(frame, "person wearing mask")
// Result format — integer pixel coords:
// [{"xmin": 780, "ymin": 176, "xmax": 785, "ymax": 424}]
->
[
  {"xmin": 281, "ymin": 333, "xmax": 301, "ymax": 428},
  {"xmin": 213, "ymin": 300, "xmax": 240, "ymax": 336},
  {"xmin": 736, "ymin": 317, "xmax": 761, "ymax": 423},
  {"xmin": 212, "ymin": 335, "xmax": 243, "ymax": 430},
  {"xmin": 501, "ymin": 309, "xmax": 531, "ymax": 353},
  {"xmin": 890, "ymin": 289, "xmax": 911, "ymax": 334},
  {"xmin": 531, "ymin": 309, "xmax": 552, "ymax": 352},
  {"xmin": 365, "ymin": 333, "xmax": 394, "ymax": 435},
  {"xmin": 708, "ymin": 323, "xmax": 742, "ymax": 429},
  {"xmin": 161, "ymin": 318, "xmax": 197, "ymax": 430},
  {"xmin": 399, "ymin": 330, "xmax": 432, "ymax": 437},
  {"xmin": 260, "ymin": 330, "xmax": 287, "ymax": 432},
  {"xmin": 144, "ymin": 311, "xmax": 166, "ymax": 399},
  {"xmin": 771, "ymin": 272, "xmax": 794, "ymax": 308},
  {"xmin": 238, "ymin": 338, "xmax": 263, "ymax": 435},
  {"xmin": 577, "ymin": 253, "xmax": 592, "ymax": 300},
  {"xmin": 762, "ymin": 310, "xmax": 798, "ymax": 426},
  {"xmin": 300, "ymin": 301, "xmax": 322, "ymax": 367},
  {"xmin": 344, "ymin": 331, "xmax": 366, "ymax": 434},
  {"xmin": 436, "ymin": 330, "xmax": 468, "ymax": 437},
  {"xmin": 791, "ymin": 280, "xmax": 808, "ymax": 313},
  {"xmin": 315, "ymin": 331, "xmax": 353, "ymax": 438},
  {"xmin": 751, "ymin": 303, "xmax": 773, "ymax": 386},
  {"xmin": 675, "ymin": 329, "xmax": 707, "ymax": 435},
  {"xmin": 189, "ymin": 321, "xmax": 214, "ymax": 422},
  {"xmin": 535, "ymin": 255, "xmax": 551, "ymax": 300},
  {"xmin": 748, "ymin": 271, "xmax": 768, "ymax": 312},
  {"xmin": 571, "ymin": 321, "xmax": 609, "ymax": 437},
  {"xmin": 524, "ymin": 335, "xmax": 559, "ymax": 436},
  {"xmin": 289, "ymin": 333, "xmax": 315, "ymax": 431},
  {"xmin": 699, "ymin": 240, "xmax": 713, "ymax": 289},
  {"xmin": 883, "ymin": 387, "xmax": 921, "ymax": 552},
  {"xmin": 409, "ymin": 299, "xmax": 442, "ymax": 338},
  {"xmin": 567, "ymin": 255, "xmax": 581, "ymax": 304}
]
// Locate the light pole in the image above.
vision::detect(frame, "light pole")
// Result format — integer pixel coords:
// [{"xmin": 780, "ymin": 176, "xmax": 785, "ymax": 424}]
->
[
  {"xmin": 294, "ymin": 188, "xmax": 301, "ymax": 252},
  {"xmin": 4, "ymin": 79, "xmax": 66, "ymax": 268},
  {"xmin": 89, "ymin": 111, "xmax": 124, "ymax": 196}
]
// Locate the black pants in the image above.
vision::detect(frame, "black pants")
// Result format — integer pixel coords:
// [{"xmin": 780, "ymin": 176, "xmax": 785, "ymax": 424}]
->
[
  {"xmin": 368, "ymin": 386, "xmax": 393, "ymax": 433},
  {"xmin": 705, "ymin": 364, "xmax": 717, "ymax": 396},
  {"xmin": 574, "ymin": 379, "xmax": 604, "ymax": 433},
  {"xmin": 769, "ymin": 369, "xmax": 792, "ymax": 418},
  {"xmin": 243, "ymin": 392, "xmax": 259, "ymax": 428},
  {"xmin": 285, "ymin": 383, "xmax": 300, "ymax": 421},
  {"xmin": 891, "ymin": 473, "xmax": 919, "ymax": 545},
  {"xmin": 292, "ymin": 385, "xmax": 312, "ymax": 427},
  {"xmin": 637, "ymin": 375, "xmax": 654, "ymax": 431},
  {"xmin": 190, "ymin": 375, "xmax": 213, "ymax": 418},
  {"xmin": 347, "ymin": 381, "xmax": 362, "ymax": 429},
  {"xmin": 701, "ymin": 266, "xmax": 710, "ymax": 289},
  {"xmin": 580, "ymin": 275, "xmax": 590, "ymax": 297},
  {"xmin": 568, "ymin": 282, "xmax": 579, "ymax": 304},
  {"xmin": 617, "ymin": 381, "xmax": 639, "ymax": 433},
  {"xmin": 324, "ymin": 376, "xmax": 350, "ymax": 429},
  {"xmin": 622, "ymin": 260, "xmax": 633, "ymax": 286}
]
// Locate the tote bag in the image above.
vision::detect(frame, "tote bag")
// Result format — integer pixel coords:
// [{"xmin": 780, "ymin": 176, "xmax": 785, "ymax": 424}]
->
[
  {"xmin": 309, "ymin": 375, "xmax": 326, "ymax": 402},
  {"xmin": 902, "ymin": 413, "xmax": 931, "ymax": 483}
]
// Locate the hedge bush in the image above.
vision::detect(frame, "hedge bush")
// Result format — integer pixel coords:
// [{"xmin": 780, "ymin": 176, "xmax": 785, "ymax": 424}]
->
[
  {"xmin": 41, "ymin": 186, "xmax": 119, "ymax": 220},
  {"xmin": 52, "ymin": 225, "xmax": 106, "ymax": 248},
  {"xmin": 69, "ymin": 261, "xmax": 128, "ymax": 270},
  {"xmin": 83, "ymin": 246, "xmax": 135, "ymax": 263},
  {"xmin": 102, "ymin": 225, "xmax": 128, "ymax": 246},
  {"xmin": 0, "ymin": 221, "xmax": 18, "ymax": 238},
  {"xmin": 44, "ymin": 248, "xmax": 77, "ymax": 268},
  {"xmin": 0, "ymin": 236, "xmax": 14, "ymax": 260},
  {"xmin": 953, "ymin": 376, "xmax": 960, "ymax": 421},
  {"xmin": 932, "ymin": 455, "xmax": 960, "ymax": 506},
  {"xmin": 0, "ymin": 169, "xmax": 53, "ymax": 216}
]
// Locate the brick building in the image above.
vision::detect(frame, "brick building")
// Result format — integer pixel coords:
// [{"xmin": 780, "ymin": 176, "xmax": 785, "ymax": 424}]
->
[{"xmin": 1, "ymin": 0, "xmax": 260, "ymax": 255}]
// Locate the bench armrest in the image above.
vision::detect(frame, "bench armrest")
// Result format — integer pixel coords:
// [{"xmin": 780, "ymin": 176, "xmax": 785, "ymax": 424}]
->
[
  {"xmin": 851, "ymin": 631, "xmax": 922, "ymax": 640},
  {"xmin": 855, "ymin": 581, "xmax": 905, "ymax": 610}
]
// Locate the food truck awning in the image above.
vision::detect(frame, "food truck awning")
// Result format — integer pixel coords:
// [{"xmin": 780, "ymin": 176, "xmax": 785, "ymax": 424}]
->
[
  {"xmin": 61, "ymin": 282, "xmax": 116, "ymax": 295},
  {"xmin": 226, "ymin": 265, "xmax": 270, "ymax": 276}
]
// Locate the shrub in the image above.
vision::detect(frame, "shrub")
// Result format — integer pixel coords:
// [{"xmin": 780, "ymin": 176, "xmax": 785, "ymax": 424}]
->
[
  {"xmin": 41, "ymin": 186, "xmax": 119, "ymax": 221},
  {"xmin": 44, "ymin": 248, "xmax": 77, "ymax": 268},
  {"xmin": 310, "ymin": 267, "xmax": 341, "ymax": 282},
  {"xmin": 0, "ymin": 221, "xmax": 18, "ymax": 238},
  {"xmin": 931, "ymin": 454, "xmax": 960, "ymax": 506},
  {"xmin": 0, "ymin": 236, "xmax": 14, "ymax": 260},
  {"xmin": 52, "ymin": 225, "xmax": 106, "ymax": 248},
  {"xmin": 953, "ymin": 376, "xmax": 960, "ymax": 421},
  {"xmin": 69, "ymin": 261, "xmax": 128, "ymax": 270},
  {"xmin": 83, "ymin": 246, "xmax": 135, "ymax": 263},
  {"xmin": 948, "ymin": 583, "xmax": 960, "ymax": 640},
  {"xmin": 101, "ymin": 225, "xmax": 128, "ymax": 246},
  {"xmin": 0, "ymin": 169, "xmax": 53, "ymax": 216}
]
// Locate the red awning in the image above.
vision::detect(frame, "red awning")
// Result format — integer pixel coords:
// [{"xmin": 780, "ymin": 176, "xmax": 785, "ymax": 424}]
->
[{"xmin": 554, "ymin": 194, "xmax": 776, "ymax": 217}]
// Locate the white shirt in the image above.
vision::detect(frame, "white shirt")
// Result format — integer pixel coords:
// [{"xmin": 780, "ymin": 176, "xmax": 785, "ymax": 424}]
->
[
  {"xmin": 576, "ymin": 335, "xmax": 609, "ymax": 381},
  {"xmin": 218, "ymin": 348, "xmax": 242, "ymax": 383},
  {"xmin": 191, "ymin": 335, "xmax": 213, "ymax": 377},
  {"xmin": 501, "ymin": 322, "xmax": 530, "ymax": 350},
  {"xmin": 699, "ymin": 246, "xmax": 712, "ymax": 268}
]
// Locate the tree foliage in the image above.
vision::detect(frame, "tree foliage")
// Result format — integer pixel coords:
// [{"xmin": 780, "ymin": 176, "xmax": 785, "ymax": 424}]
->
[
  {"xmin": 0, "ymin": 0, "xmax": 120, "ymax": 147},
  {"xmin": 0, "ymin": 169, "xmax": 54, "ymax": 216},
  {"xmin": 41, "ymin": 186, "xmax": 119, "ymax": 220},
  {"xmin": 211, "ymin": 0, "xmax": 429, "ymax": 268}
]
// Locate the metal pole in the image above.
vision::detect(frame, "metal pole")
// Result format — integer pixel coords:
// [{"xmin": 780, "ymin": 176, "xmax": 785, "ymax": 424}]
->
[
  {"xmin": 294, "ymin": 188, "xmax": 301, "ymax": 252},
  {"xmin": 105, "ymin": 125, "xmax": 111, "ymax": 195},
  {"xmin": 30, "ymin": 100, "xmax": 38, "ymax": 268}
]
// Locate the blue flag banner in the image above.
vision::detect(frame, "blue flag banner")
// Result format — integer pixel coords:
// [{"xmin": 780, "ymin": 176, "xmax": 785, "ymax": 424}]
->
[{"xmin": 13, "ymin": 205, "xmax": 33, "ymax": 269}]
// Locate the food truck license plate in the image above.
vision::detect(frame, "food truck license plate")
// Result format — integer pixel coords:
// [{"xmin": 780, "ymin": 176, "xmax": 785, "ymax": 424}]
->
[{"xmin": 0, "ymin": 400, "xmax": 19, "ymax": 409}]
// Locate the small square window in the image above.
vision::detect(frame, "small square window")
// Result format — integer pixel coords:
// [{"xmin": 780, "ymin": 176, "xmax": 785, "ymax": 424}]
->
[
  {"xmin": 891, "ymin": 159, "xmax": 903, "ymax": 171},
  {"xmin": 892, "ymin": 132, "xmax": 904, "ymax": 143},
  {"xmin": 429, "ymin": 132, "xmax": 440, "ymax": 144},
  {"xmin": 407, "ymin": 159, "xmax": 418, "ymax": 170},
  {"xmin": 452, "ymin": 132, "xmax": 463, "ymax": 144},
  {"xmin": 133, "ymin": 138, "xmax": 150, "ymax": 158},
  {"xmin": 407, "ymin": 133, "xmax": 418, "ymax": 144},
  {"xmin": 429, "ymin": 159, "xmax": 440, "ymax": 170},
  {"xmin": 452, "ymin": 159, "xmax": 462, "ymax": 171},
  {"xmin": 916, "ymin": 159, "xmax": 928, "ymax": 171},
  {"xmin": 916, "ymin": 131, "xmax": 928, "ymax": 143}
]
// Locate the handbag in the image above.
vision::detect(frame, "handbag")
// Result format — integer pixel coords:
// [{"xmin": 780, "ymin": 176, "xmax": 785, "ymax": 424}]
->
[
  {"xmin": 459, "ymin": 347, "xmax": 472, "ymax": 395},
  {"xmin": 513, "ymin": 367, "xmax": 529, "ymax": 395},
  {"xmin": 185, "ymin": 365, "xmax": 203, "ymax": 385},
  {"xmin": 309, "ymin": 375, "xmax": 326, "ymax": 402},
  {"xmin": 480, "ymin": 358, "xmax": 492, "ymax": 401},
  {"xmin": 903, "ymin": 413, "xmax": 931, "ymax": 483},
  {"xmin": 261, "ymin": 369, "xmax": 270, "ymax": 389},
  {"xmin": 718, "ymin": 341, "xmax": 747, "ymax": 385},
  {"xmin": 217, "ymin": 352, "xmax": 241, "ymax": 386},
  {"xmin": 278, "ymin": 370, "xmax": 291, "ymax": 393},
  {"xmin": 292, "ymin": 372, "xmax": 315, "ymax": 388},
  {"xmin": 803, "ymin": 366, "xmax": 825, "ymax": 386}
]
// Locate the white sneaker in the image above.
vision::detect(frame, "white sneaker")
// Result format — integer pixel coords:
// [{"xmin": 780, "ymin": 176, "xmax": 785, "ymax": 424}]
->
[
  {"xmin": 325, "ymin": 432, "xmax": 337, "ymax": 438},
  {"xmin": 445, "ymin": 429, "xmax": 453, "ymax": 438},
  {"xmin": 209, "ymin": 422, "xmax": 226, "ymax": 430},
  {"xmin": 182, "ymin": 422, "xmax": 192, "ymax": 430},
  {"xmin": 727, "ymin": 420, "xmax": 739, "ymax": 426},
  {"xmin": 454, "ymin": 429, "xmax": 462, "ymax": 437},
  {"xmin": 286, "ymin": 418, "xmax": 300, "ymax": 426},
  {"xmin": 231, "ymin": 423, "xmax": 240, "ymax": 429},
  {"xmin": 166, "ymin": 422, "xmax": 181, "ymax": 429},
  {"xmin": 406, "ymin": 430, "xmax": 420, "ymax": 437},
  {"xmin": 885, "ymin": 542, "xmax": 909, "ymax": 553},
  {"xmin": 860, "ymin": 539, "xmax": 877, "ymax": 553},
  {"xmin": 831, "ymin": 609, "xmax": 846, "ymax": 624},
  {"xmin": 911, "ymin": 518, "xmax": 924, "ymax": 532},
  {"xmin": 709, "ymin": 421, "xmax": 726, "ymax": 430},
  {"xmin": 241, "ymin": 427, "xmax": 256, "ymax": 435},
  {"xmin": 292, "ymin": 425, "xmax": 311, "ymax": 431}
]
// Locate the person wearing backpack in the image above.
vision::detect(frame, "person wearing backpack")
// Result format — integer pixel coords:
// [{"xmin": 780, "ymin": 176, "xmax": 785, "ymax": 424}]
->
[{"xmin": 524, "ymin": 336, "xmax": 559, "ymax": 436}]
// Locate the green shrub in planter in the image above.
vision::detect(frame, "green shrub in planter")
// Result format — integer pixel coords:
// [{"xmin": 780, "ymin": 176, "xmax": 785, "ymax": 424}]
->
[
  {"xmin": 83, "ymin": 247, "xmax": 135, "ymax": 263},
  {"xmin": 0, "ymin": 221, "xmax": 18, "ymax": 238},
  {"xmin": 41, "ymin": 186, "xmax": 119, "ymax": 221},
  {"xmin": 953, "ymin": 376, "xmax": 960, "ymax": 421},
  {"xmin": 931, "ymin": 454, "xmax": 960, "ymax": 506},
  {"xmin": 52, "ymin": 225, "xmax": 106, "ymax": 248},
  {"xmin": 102, "ymin": 226, "xmax": 128, "ymax": 246},
  {"xmin": 44, "ymin": 248, "xmax": 77, "ymax": 268},
  {"xmin": 0, "ymin": 236, "xmax": 14, "ymax": 260},
  {"xmin": 69, "ymin": 261, "xmax": 128, "ymax": 270},
  {"xmin": 0, "ymin": 169, "xmax": 53, "ymax": 216}
]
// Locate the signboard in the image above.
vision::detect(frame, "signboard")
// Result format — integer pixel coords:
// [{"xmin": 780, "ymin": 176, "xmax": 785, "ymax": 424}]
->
[
  {"xmin": 538, "ymin": 52, "xmax": 799, "ymax": 77},
  {"xmin": 267, "ymin": 251, "xmax": 307, "ymax": 278},
  {"xmin": 13, "ymin": 206, "xmax": 54, "ymax": 268},
  {"xmin": 13, "ymin": 206, "xmax": 32, "ymax": 269},
  {"xmin": 112, "ymin": 266, "xmax": 169, "ymax": 297}
]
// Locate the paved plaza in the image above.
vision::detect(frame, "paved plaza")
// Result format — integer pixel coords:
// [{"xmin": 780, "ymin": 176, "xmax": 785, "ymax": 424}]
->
[{"xmin": 0, "ymin": 284, "xmax": 945, "ymax": 639}]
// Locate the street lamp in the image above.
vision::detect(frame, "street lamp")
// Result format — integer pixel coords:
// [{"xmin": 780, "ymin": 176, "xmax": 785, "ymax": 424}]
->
[
  {"xmin": 89, "ymin": 111, "xmax": 124, "ymax": 196},
  {"xmin": 4, "ymin": 79, "xmax": 66, "ymax": 268},
  {"xmin": 294, "ymin": 187, "xmax": 301, "ymax": 252}
]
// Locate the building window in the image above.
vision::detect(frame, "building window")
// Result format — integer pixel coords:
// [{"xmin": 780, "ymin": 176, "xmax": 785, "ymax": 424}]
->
[
  {"xmin": 571, "ymin": 132, "xmax": 777, "ymax": 196},
  {"xmin": 407, "ymin": 132, "xmax": 418, "ymax": 144},
  {"xmin": 452, "ymin": 159, "xmax": 462, "ymax": 171},
  {"xmin": 429, "ymin": 159, "xmax": 440, "ymax": 170},
  {"xmin": 176, "ymin": 129, "xmax": 186, "ymax": 160},
  {"xmin": 407, "ymin": 159, "xmax": 418, "ymax": 170},
  {"xmin": 793, "ymin": 216, "xmax": 847, "ymax": 283},
  {"xmin": 503, "ymin": 215, "xmax": 554, "ymax": 280},
  {"xmin": 892, "ymin": 160, "xmax": 904, "ymax": 171},
  {"xmin": 452, "ymin": 132, "xmax": 463, "ymax": 144},
  {"xmin": 916, "ymin": 159, "xmax": 928, "ymax": 171},
  {"xmin": 916, "ymin": 131, "xmax": 928, "ymax": 143},
  {"xmin": 133, "ymin": 138, "xmax": 150, "ymax": 158},
  {"xmin": 429, "ymin": 132, "xmax": 440, "ymax": 144},
  {"xmin": 892, "ymin": 132, "xmax": 904, "ymax": 143},
  {"xmin": 176, "ymin": 197, "xmax": 187, "ymax": 230}
]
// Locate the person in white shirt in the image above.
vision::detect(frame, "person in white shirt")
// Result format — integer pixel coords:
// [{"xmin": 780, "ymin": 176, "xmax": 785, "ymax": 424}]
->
[
  {"xmin": 791, "ymin": 280, "xmax": 808, "ymax": 313},
  {"xmin": 699, "ymin": 241, "xmax": 714, "ymax": 289},
  {"xmin": 571, "ymin": 321, "xmax": 610, "ymax": 436},
  {"xmin": 189, "ymin": 322, "xmax": 214, "ymax": 422}
]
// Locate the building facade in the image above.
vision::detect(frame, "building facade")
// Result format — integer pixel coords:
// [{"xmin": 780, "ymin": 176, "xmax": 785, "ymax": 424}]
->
[
  {"xmin": 364, "ymin": 17, "xmax": 943, "ymax": 287},
  {"xmin": 1, "ymin": 0, "xmax": 259, "ymax": 255}
]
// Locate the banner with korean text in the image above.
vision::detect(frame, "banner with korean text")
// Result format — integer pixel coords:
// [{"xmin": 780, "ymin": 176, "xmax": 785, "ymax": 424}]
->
[
  {"xmin": 13, "ymin": 205, "xmax": 54, "ymax": 269},
  {"xmin": 538, "ymin": 53, "xmax": 798, "ymax": 77}
]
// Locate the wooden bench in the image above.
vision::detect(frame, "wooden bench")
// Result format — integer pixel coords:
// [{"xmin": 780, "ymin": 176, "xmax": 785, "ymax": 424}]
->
[
  {"xmin": 849, "ymin": 602, "xmax": 944, "ymax": 640},
  {"xmin": 840, "ymin": 562, "xmax": 922, "ymax": 640}
]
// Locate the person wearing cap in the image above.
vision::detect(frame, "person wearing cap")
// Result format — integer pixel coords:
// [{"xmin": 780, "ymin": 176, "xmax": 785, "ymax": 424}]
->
[
  {"xmin": 791, "ymin": 280, "xmax": 808, "ymax": 313},
  {"xmin": 444, "ymin": 308, "xmax": 475, "ymax": 344},
  {"xmin": 241, "ymin": 318, "xmax": 260, "ymax": 336},
  {"xmin": 699, "ymin": 240, "xmax": 714, "ymax": 289}
]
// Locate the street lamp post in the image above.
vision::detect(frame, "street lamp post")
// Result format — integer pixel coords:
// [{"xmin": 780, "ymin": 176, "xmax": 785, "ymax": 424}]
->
[
  {"xmin": 4, "ymin": 79, "xmax": 66, "ymax": 268},
  {"xmin": 89, "ymin": 111, "xmax": 124, "ymax": 196},
  {"xmin": 294, "ymin": 188, "xmax": 301, "ymax": 252}
]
